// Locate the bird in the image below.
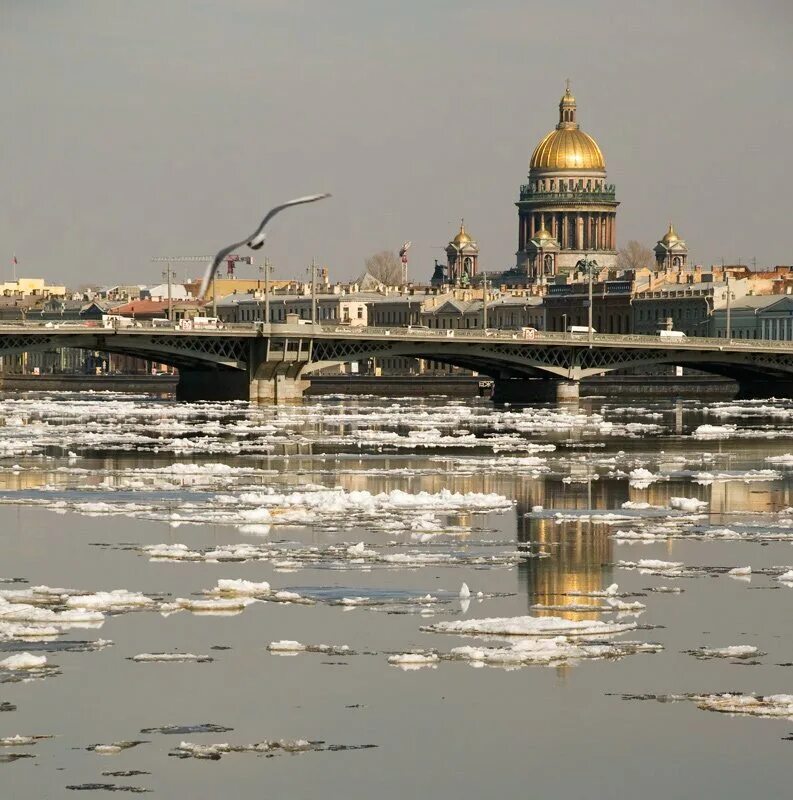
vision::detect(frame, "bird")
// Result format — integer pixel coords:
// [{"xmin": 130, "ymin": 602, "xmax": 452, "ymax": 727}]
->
[{"xmin": 199, "ymin": 193, "xmax": 331, "ymax": 297}]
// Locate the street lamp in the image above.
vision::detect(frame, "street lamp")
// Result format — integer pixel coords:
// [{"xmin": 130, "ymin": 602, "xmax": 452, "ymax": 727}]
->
[
  {"xmin": 161, "ymin": 262, "xmax": 173, "ymax": 322},
  {"xmin": 575, "ymin": 254, "xmax": 599, "ymax": 343},
  {"xmin": 259, "ymin": 258, "xmax": 274, "ymax": 325}
]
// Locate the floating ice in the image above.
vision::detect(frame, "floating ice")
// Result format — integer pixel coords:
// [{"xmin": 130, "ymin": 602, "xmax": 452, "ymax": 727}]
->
[
  {"xmin": 131, "ymin": 653, "xmax": 213, "ymax": 663},
  {"xmin": 423, "ymin": 615, "xmax": 637, "ymax": 637},
  {"xmin": 727, "ymin": 566, "xmax": 752, "ymax": 577},
  {"xmin": 669, "ymin": 497, "xmax": 708, "ymax": 512},
  {"xmin": 88, "ymin": 740, "xmax": 148, "ymax": 754},
  {"xmin": 170, "ymin": 738, "xmax": 315, "ymax": 760},
  {"xmin": 628, "ymin": 468, "xmax": 659, "ymax": 488},
  {"xmin": 387, "ymin": 653, "xmax": 439, "ymax": 667},
  {"xmin": 766, "ymin": 454, "xmax": 793, "ymax": 466},
  {"xmin": 0, "ymin": 653, "xmax": 47, "ymax": 670},
  {"xmin": 161, "ymin": 597, "xmax": 255, "ymax": 615},
  {"xmin": 448, "ymin": 637, "xmax": 660, "ymax": 667},
  {"xmin": 686, "ymin": 645, "xmax": 762, "ymax": 660},
  {"xmin": 267, "ymin": 640, "xmax": 306, "ymax": 652},
  {"xmin": 697, "ymin": 693, "xmax": 793, "ymax": 718},
  {"xmin": 65, "ymin": 590, "xmax": 154, "ymax": 610},
  {"xmin": 0, "ymin": 734, "xmax": 52, "ymax": 746},
  {"xmin": 210, "ymin": 579, "xmax": 271, "ymax": 597}
]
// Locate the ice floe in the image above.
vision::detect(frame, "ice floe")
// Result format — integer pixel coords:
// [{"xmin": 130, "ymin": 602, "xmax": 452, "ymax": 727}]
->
[
  {"xmin": 422, "ymin": 615, "xmax": 637, "ymax": 637},
  {"xmin": 685, "ymin": 645, "xmax": 763, "ymax": 660},
  {"xmin": 130, "ymin": 653, "xmax": 214, "ymax": 663}
]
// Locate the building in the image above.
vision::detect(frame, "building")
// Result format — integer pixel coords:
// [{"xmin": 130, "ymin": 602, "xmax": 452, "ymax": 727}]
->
[
  {"xmin": 711, "ymin": 295, "xmax": 793, "ymax": 340},
  {"xmin": 545, "ymin": 275, "xmax": 633, "ymax": 333},
  {"xmin": 445, "ymin": 222, "xmax": 480, "ymax": 285},
  {"xmin": 632, "ymin": 276, "xmax": 746, "ymax": 336},
  {"xmin": 0, "ymin": 277, "xmax": 67, "ymax": 298},
  {"xmin": 109, "ymin": 299, "xmax": 205, "ymax": 321},
  {"xmin": 216, "ymin": 290, "xmax": 372, "ymax": 326},
  {"xmin": 654, "ymin": 223, "xmax": 689, "ymax": 270},
  {"xmin": 515, "ymin": 85, "xmax": 619, "ymax": 279}
]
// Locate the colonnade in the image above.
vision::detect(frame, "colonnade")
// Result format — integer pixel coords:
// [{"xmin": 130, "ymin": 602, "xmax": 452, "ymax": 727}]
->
[
  {"xmin": 760, "ymin": 317, "xmax": 793, "ymax": 340},
  {"xmin": 519, "ymin": 211, "xmax": 616, "ymax": 251}
]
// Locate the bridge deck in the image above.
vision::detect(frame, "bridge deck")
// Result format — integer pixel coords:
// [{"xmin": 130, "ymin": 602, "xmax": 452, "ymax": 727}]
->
[{"xmin": 0, "ymin": 321, "xmax": 790, "ymax": 355}]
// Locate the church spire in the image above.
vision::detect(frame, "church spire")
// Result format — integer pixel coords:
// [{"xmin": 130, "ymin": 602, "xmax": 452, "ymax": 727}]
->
[{"xmin": 558, "ymin": 80, "xmax": 578, "ymax": 129}]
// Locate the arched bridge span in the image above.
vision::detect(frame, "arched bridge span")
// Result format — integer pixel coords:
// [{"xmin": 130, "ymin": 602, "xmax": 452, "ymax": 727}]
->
[{"xmin": 1, "ymin": 324, "xmax": 792, "ymax": 401}]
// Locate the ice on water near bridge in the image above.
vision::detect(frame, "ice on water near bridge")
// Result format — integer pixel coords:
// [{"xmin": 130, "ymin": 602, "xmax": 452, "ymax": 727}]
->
[{"xmin": 2, "ymin": 391, "xmax": 793, "ymax": 797}]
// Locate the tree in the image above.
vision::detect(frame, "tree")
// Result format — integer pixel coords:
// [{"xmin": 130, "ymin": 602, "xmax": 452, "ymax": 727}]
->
[
  {"xmin": 617, "ymin": 240, "xmax": 654, "ymax": 272},
  {"xmin": 363, "ymin": 250, "xmax": 403, "ymax": 285}
]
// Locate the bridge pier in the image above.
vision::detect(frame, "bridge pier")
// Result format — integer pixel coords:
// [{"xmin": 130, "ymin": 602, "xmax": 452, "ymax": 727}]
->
[
  {"xmin": 176, "ymin": 367, "xmax": 251, "ymax": 402},
  {"xmin": 492, "ymin": 378, "xmax": 579, "ymax": 405},
  {"xmin": 734, "ymin": 379, "xmax": 793, "ymax": 400},
  {"xmin": 249, "ymin": 374, "xmax": 309, "ymax": 403}
]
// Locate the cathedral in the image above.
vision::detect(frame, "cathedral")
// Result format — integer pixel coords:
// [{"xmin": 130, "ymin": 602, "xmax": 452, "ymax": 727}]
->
[
  {"xmin": 437, "ymin": 84, "xmax": 620, "ymax": 287},
  {"xmin": 515, "ymin": 84, "xmax": 619, "ymax": 280}
]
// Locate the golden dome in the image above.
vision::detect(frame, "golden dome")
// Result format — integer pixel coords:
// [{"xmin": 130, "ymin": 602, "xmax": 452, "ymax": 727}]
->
[
  {"xmin": 661, "ymin": 222, "xmax": 680, "ymax": 244},
  {"xmin": 530, "ymin": 84, "xmax": 605, "ymax": 172},
  {"xmin": 451, "ymin": 222, "xmax": 473, "ymax": 247},
  {"xmin": 533, "ymin": 226, "xmax": 555, "ymax": 241},
  {"xmin": 530, "ymin": 128, "xmax": 605, "ymax": 171}
]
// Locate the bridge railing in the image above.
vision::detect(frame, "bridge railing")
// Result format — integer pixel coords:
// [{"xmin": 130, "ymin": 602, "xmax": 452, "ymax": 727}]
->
[
  {"xmin": 3, "ymin": 320, "xmax": 793, "ymax": 352},
  {"xmin": 310, "ymin": 324, "xmax": 793, "ymax": 352}
]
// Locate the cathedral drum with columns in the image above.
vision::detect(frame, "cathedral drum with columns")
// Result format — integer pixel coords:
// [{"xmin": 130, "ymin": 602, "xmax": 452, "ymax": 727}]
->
[{"xmin": 516, "ymin": 85, "xmax": 619, "ymax": 280}]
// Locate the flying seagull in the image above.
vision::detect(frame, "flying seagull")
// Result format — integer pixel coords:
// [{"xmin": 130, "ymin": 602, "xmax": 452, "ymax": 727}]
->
[{"xmin": 199, "ymin": 193, "xmax": 331, "ymax": 297}]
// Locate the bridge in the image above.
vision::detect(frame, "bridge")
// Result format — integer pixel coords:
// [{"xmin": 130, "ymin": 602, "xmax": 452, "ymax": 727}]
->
[{"xmin": 0, "ymin": 322, "xmax": 791, "ymax": 402}]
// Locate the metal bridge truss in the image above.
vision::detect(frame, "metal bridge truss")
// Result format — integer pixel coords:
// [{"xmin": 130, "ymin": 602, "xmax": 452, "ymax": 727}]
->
[{"xmin": 3, "ymin": 329, "xmax": 793, "ymax": 384}]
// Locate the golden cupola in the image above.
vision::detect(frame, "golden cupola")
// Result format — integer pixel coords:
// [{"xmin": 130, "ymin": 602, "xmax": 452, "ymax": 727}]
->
[
  {"xmin": 450, "ymin": 221, "xmax": 474, "ymax": 248},
  {"xmin": 661, "ymin": 222, "xmax": 680, "ymax": 245},
  {"xmin": 529, "ymin": 86, "xmax": 605, "ymax": 172}
]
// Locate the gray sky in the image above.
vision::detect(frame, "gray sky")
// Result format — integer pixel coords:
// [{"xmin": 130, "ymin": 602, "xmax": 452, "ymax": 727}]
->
[{"xmin": 2, "ymin": 0, "xmax": 792, "ymax": 287}]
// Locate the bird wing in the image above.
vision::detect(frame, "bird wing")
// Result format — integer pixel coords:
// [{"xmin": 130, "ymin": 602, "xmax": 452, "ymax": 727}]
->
[
  {"xmin": 198, "ymin": 237, "xmax": 249, "ymax": 298},
  {"xmin": 247, "ymin": 193, "xmax": 331, "ymax": 245},
  {"xmin": 198, "ymin": 193, "xmax": 331, "ymax": 298}
]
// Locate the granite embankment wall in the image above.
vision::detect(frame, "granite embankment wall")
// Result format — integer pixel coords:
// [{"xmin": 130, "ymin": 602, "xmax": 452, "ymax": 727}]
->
[{"xmin": 0, "ymin": 372, "xmax": 737, "ymax": 399}]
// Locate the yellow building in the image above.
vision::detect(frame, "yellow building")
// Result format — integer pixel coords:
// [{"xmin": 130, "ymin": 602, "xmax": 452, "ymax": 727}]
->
[{"xmin": 0, "ymin": 277, "xmax": 67, "ymax": 297}]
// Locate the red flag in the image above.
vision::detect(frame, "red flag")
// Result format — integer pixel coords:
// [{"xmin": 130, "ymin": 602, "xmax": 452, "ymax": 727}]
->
[{"xmin": 12, "ymin": 254, "xmax": 17, "ymax": 265}]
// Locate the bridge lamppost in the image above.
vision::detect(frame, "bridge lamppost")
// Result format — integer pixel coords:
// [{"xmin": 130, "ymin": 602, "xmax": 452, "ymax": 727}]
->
[
  {"xmin": 259, "ymin": 258, "xmax": 274, "ymax": 325},
  {"xmin": 575, "ymin": 255, "xmax": 599, "ymax": 344}
]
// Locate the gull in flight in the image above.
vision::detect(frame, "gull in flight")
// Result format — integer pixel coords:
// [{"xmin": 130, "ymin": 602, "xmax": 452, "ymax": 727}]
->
[{"xmin": 199, "ymin": 193, "xmax": 331, "ymax": 296}]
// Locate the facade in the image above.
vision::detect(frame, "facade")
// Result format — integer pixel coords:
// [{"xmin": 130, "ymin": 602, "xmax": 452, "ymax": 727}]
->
[
  {"xmin": 486, "ymin": 295, "xmax": 545, "ymax": 330},
  {"xmin": 0, "ymin": 277, "xmax": 67, "ymax": 298},
  {"xmin": 445, "ymin": 223, "xmax": 479, "ymax": 285},
  {"xmin": 544, "ymin": 277, "xmax": 633, "ymax": 333},
  {"xmin": 516, "ymin": 85, "xmax": 619, "ymax": 279},
  {"xmin": 711, "ymin": 295, "xmax": 793, "ymax": 340},
  {"xmin": 632, "ymin": 277, "xmax": 746, "ymax": 336},
  {"xmin": 654, "ymin": 223, "xmax": 689, "ymax": 270},
  {"xmin": 217, "ymin": 291, "xmax": 372, "ymax": 326}
]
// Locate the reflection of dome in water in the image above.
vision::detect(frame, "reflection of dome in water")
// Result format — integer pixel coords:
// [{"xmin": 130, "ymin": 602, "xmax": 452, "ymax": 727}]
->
[{"xmin": 520, "ymin": 515, "xmax": 613, "ymax": 620}]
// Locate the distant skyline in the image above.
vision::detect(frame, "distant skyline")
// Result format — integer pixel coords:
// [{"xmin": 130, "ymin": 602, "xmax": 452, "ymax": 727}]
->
[{"xmin": 2, "ymin": 0, "xmax": 792, "ymax": 287}]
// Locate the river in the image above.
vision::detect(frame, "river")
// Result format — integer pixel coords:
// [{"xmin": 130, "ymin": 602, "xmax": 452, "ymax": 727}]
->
[{"xmin": 0, "ymin": 392, "xmax": 791, "ymax": 798}]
